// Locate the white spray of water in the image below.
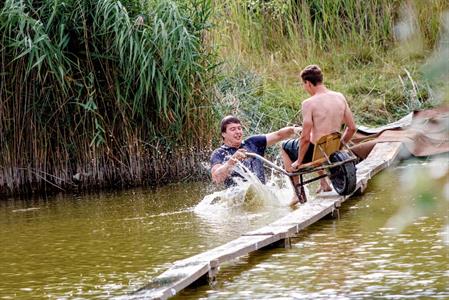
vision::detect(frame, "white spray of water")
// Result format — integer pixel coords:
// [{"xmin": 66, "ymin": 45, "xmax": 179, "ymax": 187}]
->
[{"xmin": 194, "ymin": 161, "xmax": 309, "ymax": 215}]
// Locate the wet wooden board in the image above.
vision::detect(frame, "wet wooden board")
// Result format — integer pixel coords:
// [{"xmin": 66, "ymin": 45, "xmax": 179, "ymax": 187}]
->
[
  {"xmin": 131, "ymin": 142, "xmax": 403, "ymax": 299},
  {"xmin": 355, "ymin": 142, "xmax": 402, "ymax": 193},
  {"xmin": 131, "ymin": 261, "xmax": 210, "ymax": 299},
  {"xmin": 243, "ymin": 197, "xmax": 338, "ymax": 237},
  {"xmin": 130, "ymin": 235, "xmax": 281, "ymax": 299}
]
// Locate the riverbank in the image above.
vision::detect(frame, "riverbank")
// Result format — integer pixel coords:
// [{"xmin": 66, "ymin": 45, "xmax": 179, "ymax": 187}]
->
[{"xmin": 0, "ymin": 0, "xmax": 447, "ymax": 197}]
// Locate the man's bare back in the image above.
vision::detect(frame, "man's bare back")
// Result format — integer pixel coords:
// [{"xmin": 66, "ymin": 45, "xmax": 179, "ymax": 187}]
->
[{"xmin": 302, "ymin": 90, "xmax": 351, "ymax": 144}]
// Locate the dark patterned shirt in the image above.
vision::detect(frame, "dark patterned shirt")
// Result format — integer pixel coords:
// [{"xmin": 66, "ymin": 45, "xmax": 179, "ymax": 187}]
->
[{"xmin": 210, "ymin": 135, "xmax": 267, "ymax": 187}]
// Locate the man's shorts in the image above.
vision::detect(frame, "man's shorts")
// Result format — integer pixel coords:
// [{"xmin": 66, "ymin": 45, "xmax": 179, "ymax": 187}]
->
[{"xmin": 281, "ymin": 139, "xmax": 315, "ymax": 164}]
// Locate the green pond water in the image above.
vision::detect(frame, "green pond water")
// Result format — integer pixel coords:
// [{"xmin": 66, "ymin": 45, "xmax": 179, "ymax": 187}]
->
[{"xmin": 0, "ymin": 162, "xmax": 448, "ymax": 299}]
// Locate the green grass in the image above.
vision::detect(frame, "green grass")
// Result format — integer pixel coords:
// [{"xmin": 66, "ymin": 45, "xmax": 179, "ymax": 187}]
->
[{"xmin": 210, "ymin": 0, "xmax": 449, "ymax": 132}]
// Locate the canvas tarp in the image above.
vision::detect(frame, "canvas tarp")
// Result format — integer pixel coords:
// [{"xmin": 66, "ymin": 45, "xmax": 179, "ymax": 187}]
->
[{"xmin": 350, "ymin": 107, "xmax": 449, "ymax": 159}]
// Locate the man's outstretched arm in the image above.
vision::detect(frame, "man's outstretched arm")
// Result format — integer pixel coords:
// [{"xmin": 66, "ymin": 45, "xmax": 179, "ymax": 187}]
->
[{"xmin": 265, "ymin": 126, "xmax": 300, "ymax": 147}]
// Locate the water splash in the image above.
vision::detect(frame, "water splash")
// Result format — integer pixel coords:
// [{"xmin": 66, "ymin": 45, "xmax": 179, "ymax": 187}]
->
[{"xmin": 194, "ymin": 161, "xmax": 301, "ymax": 215}]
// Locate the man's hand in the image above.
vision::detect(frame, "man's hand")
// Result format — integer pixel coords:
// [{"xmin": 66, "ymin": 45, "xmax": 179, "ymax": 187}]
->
[
  {"xmin": 230, "ymin": 149, "xmax": 247, "ymax": 164},
  {"xmin": 293, "ymin": 126, "xmax": 303, "ymax": 136},
  {"xmin": 291, "ymin": 160, "xmax": 301, "ymax": 170}
]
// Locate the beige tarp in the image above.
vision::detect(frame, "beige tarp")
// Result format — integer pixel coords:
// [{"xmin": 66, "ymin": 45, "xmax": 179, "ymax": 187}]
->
[{"xmin": 350, "ymin": 107, "xmax": 449, "ymax": 159}]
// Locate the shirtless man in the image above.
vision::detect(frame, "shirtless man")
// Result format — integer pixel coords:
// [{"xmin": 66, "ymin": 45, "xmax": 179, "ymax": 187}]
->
[
  {"xmin": 211, "ymin": 116, "xmax": 300, "ymax": 187},
  {"xmin": 281, "ymin": 65, "xmax": 356, "ymax": 205}
]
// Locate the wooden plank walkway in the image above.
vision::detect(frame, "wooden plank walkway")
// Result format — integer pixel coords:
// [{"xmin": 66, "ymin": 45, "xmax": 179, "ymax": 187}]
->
[{"xmin": 130, "ymin": 142, "xmax": 403, "ymax": 299}]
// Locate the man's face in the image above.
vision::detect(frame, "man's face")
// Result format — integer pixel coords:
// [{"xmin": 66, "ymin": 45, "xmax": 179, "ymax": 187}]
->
[{"xmin": 222, "ymin": 122, "xmax": 243, "ymax": 147}]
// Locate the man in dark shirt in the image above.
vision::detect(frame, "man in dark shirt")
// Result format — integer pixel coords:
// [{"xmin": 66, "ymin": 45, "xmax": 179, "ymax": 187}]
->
[{"xmin": 210, "ymin": 116, "xmax": 300, "ymax": 187}]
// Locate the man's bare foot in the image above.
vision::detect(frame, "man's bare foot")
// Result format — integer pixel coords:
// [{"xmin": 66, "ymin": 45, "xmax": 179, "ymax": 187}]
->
[
  {"xmin": 316, "ymin": 178, "xmax": 332, "ymax": 194},
  {"xmin": 289, "ymin": 196, "xmax": 300, "ymax": 206}
]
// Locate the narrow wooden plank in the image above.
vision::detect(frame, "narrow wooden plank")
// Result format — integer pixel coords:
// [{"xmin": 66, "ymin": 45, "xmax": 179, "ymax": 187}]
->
[
  {"xmin": 241, "ymin": 200, "xmax": 338, "ymax": 237},
  {"xmin": 131, "ymin": 235, "xmax": 282, "ymax": 298},
  {"xmin": 242, "ymin": 224, "xmax": 297, "ymax": 238},
  {"xmin": 183, "ymin": 234, "xmax": 281, "ymax": 265},
  {"xmin": 133, "ymin": 142, "xmax": 403, "ymax": 299},
  {"xmin": 271, "ymin": 197, "xmax": 338, "ymax": 228},
  {"xmin": 131, "ymin": 262, "xmax": 210, "ymax": 299},
  {"xmin": 355, "ymin": 142, "xmax": 402, "ymax": 193},
  {"xmin": 357, "ymin": 142, "xmax": 402, "ymax": 176}
]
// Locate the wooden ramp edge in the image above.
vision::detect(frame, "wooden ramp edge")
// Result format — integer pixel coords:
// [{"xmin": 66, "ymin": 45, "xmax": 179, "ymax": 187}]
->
[{"xmin": 129, "ymin": 142, "xmax": 403, "ymax": 299}]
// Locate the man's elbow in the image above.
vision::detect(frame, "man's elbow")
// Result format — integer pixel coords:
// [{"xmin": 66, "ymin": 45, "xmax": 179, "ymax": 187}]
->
[
  {"xmin": 300, "ymin": 134, "xmax": 311, "ymax": 144},
  {"xmin": 275, "ymin": 131, "xmax": 290, "ymax": 142},
  {"xmin": 343, "ymin": 125, "xmax": 357, "ymax": 143},
  {"xmin": 267, "ymin": 126, "xmax": 301, "ymax": 146}
]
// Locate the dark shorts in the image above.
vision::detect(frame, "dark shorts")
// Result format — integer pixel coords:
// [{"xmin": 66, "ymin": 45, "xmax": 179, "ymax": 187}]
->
[{"xmin": 282, "ymin": 139, "xmax": 315, "ymax": 164}]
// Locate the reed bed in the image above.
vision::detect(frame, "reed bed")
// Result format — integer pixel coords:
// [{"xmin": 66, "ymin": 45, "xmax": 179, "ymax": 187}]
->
[{"xmin": 0, "ymin": 0, "xmax": 215, "ymax": 196}]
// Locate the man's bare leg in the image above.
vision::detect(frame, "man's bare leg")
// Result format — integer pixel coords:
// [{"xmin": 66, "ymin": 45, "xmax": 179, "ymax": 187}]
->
[
  {"xmin": 289, "ymin": 176, "xmax": 301, "ymax": 206},
  {"xmin": 316, "ymin": 170, "xmax": 332, "ymax": 193},
  {"xmin": 281, "ymin": 149, "xmax": 300, "ymax": 206}
]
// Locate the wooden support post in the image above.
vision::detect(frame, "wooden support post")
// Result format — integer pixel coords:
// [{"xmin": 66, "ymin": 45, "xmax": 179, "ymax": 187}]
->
[
  {"xmin": 331, "ymin": 208, "xmax": 340, "ymax": 220},
  {"xmin": 208, "ymin": 260, "xmax": 218, "ymax": 287},
  {"xmin": 275, "ymin": 236, "xmax": 292, "ymax": 249}
]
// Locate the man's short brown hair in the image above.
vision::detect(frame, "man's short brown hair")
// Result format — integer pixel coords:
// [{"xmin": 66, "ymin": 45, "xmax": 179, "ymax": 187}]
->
[
  {"xmin": 300, "ymin": 65, "xmax": 323, "ymax": 86},
  {"xmin": 220, "ymin": 115, "xmax": 241, "ymax": 134}
]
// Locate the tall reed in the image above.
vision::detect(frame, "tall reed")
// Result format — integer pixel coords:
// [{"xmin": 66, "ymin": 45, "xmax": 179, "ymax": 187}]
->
[{"xmin": 0, "ymin": 0, "xmax": 216, "ymax": 196}]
